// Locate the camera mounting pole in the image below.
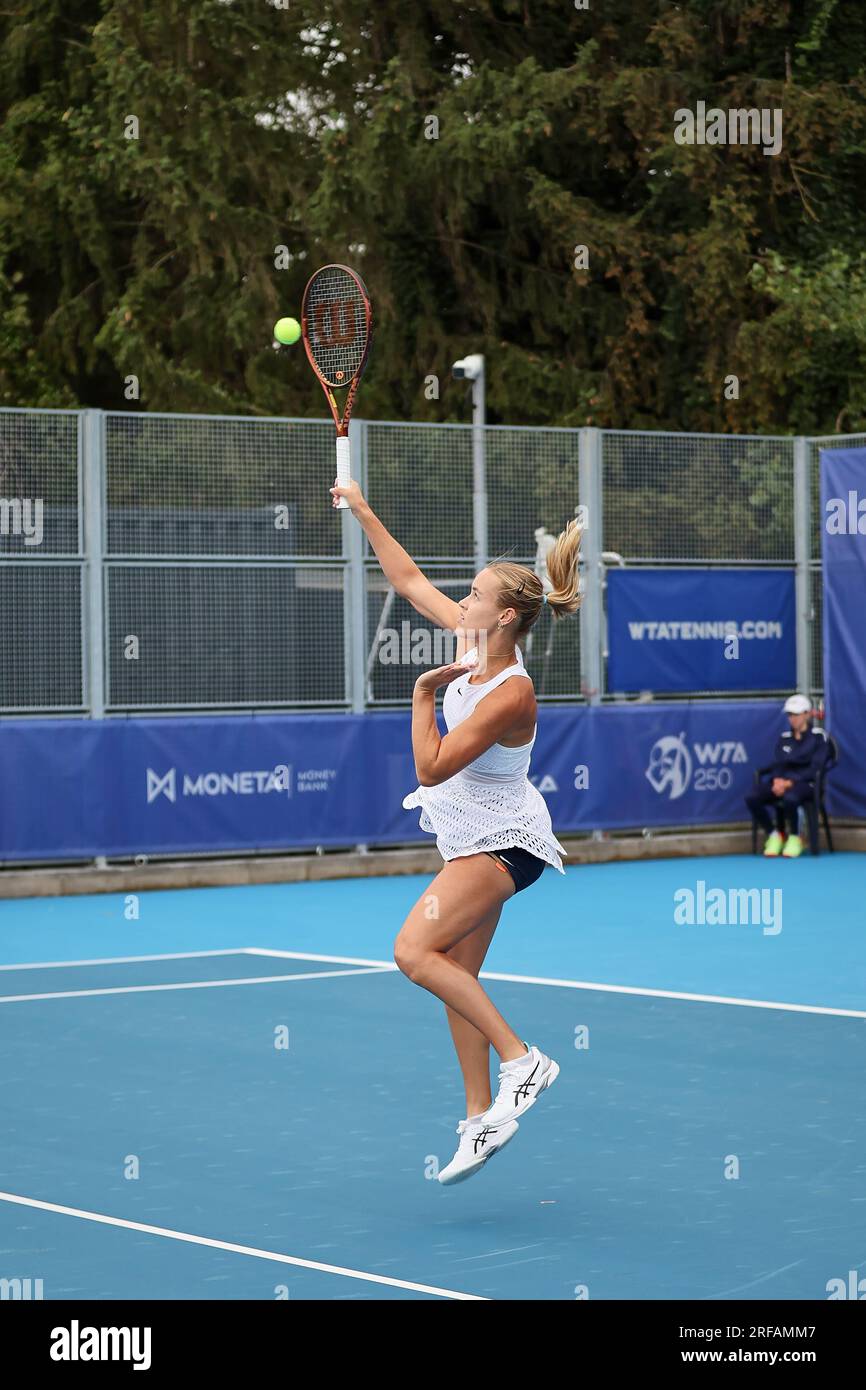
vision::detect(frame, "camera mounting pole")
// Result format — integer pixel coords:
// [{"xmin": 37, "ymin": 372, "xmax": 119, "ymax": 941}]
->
[{"xmin": 452, "ymin": 354, "xmax": 486, "ymax": 572}]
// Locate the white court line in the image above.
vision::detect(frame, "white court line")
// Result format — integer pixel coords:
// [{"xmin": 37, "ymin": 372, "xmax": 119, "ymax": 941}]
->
[
  {"xmin": 0, "ymin": 949, "xmax": 254, "ymax": 973},
  {"xmin": 0, "ymin": 946, "xmax": 860, "ymax": 1018},
  {"xmin": 477, "ymin": 971, "xmax": 866, "ymax": 1018},
  {"xmin": 247, "ymin": 948, "xmax": 866, "ymax": 1018},
  {"xmin": 0, "ymin": 967, "xmax": 391, "ymax": 1005},
  {"xmin": 247, "ymin": 947, "xmax": 397, "ymax": 968},
  {"xmin": 0, "ymin": 1191, "xmax": 486, "ymax": 1301}
]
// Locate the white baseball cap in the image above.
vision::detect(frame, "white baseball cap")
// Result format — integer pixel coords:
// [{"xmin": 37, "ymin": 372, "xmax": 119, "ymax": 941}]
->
[{"xmin": 783, "ymin": 694, "xmax": 812, "ymax": 714}]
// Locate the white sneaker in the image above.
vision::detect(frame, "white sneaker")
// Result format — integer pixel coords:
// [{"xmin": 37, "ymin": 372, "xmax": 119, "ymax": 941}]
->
[
  {"xmin": 482, "ymin": 1042, "xmax": 560, "ymax": 1127},
  {"xmin": 437, "ymin": 1115, "xmax": 519, "ymax": 1186}
]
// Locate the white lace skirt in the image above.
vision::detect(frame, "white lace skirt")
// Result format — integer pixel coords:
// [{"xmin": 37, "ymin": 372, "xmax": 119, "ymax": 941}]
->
[{"xmin": 402, "ymin": 772, "xmax": 567, "ymax": 873}]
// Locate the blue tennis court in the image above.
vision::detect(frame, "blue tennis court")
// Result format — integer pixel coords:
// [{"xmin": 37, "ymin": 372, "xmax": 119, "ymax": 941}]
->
[{"xmin": 1, "ymin": 853, "xmax": 864, "ymax": 1301}]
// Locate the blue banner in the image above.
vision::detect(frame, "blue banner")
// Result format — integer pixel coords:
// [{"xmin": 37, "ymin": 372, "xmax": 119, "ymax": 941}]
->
[
  {"xmin": 0, "ymin": 702, "xmax": 791, "ymax": 860},
  {"xmin": 607, "ymin": 569, "xmax": 796, "ymax": 692},
  {"xmin": 821, "ymin": 448, "xmax": 866, "ymax": 817}
]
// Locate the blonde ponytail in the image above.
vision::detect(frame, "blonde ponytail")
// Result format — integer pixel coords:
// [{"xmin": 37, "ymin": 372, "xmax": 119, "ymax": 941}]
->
[
  {"xmin": 489, "ymin": 517, "xmax": 583, "ymax": 634},
  {"xmin": 544, "ymin": 517, "xmax": 583, "ymax": 620}
]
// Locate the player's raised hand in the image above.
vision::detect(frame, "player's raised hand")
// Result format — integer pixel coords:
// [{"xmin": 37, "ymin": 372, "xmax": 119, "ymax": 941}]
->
[{"xmin": 330, "ymin": 479, "xmax": 366, "ymax": 512}]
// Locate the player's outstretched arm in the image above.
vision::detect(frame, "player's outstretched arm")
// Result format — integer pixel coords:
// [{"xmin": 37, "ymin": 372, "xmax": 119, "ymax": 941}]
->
[{"xmin": 330, "ymin": 480, "xmax": 462, "ymax": 630}]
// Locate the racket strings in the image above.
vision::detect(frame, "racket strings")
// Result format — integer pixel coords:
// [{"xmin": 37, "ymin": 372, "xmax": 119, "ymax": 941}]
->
[{"xmin": 304, "ymin": 268, "xmax": 369, "ymax": 386}]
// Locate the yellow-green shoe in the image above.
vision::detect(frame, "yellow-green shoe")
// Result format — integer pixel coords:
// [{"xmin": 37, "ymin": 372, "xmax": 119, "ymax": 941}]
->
[
  {"xmin": 763, "ymin": 830, "xmax": 784, "ymax": 857},
  {"xmin": 781, "ymin": 833, "xmax": 804, "ymax": 858}
]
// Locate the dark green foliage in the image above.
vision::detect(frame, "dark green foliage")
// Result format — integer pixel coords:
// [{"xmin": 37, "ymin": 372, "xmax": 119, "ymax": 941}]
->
[{"xmin": 1, "ymin": 0, "xmax": 864, "ymax": 433}]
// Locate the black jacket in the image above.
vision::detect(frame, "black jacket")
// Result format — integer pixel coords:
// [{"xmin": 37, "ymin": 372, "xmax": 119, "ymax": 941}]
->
[{"xmin": 766, "ymin": 726, "xmax": 831, "ymax": 783}]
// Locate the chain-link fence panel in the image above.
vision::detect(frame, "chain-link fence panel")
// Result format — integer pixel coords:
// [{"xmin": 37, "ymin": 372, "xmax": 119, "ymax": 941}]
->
[
  {"xmin": 105, "ymin": 563, "xmax": 345, "ymax": 709},
  {"xmin": 1, "ymin": 562, "xmax": 85, "ymax": 711},
  {"xmin": 105, "ymin": 414, "xmax": 339, "ymax": 558},
  {"xmin": 363, "ymin": 424, "xmax": 582, "ymax": 701},
  {"xmin": 365, "ymin": 422, "xmax": 584, "ymax": 567},
  {"xmin": 2, "ymin": 408, "xmax": 822, "ymax": 715},
  {"xmin": 486, "ymin": 426, "xmax": 582, "ymax": 563},
  {"xmin": 102, "ymin": 414, "xmax": 348, "ymax": 712},
  {"xmin": 365, "ymin": 423, "xmax": 474, "ymax": 562},
  {"xmin": 0, "ymin": 407, "xmax": 80, "ymax": 556},
  {"xmin": 0, "ymin": 408, "xmax": 84, "ymax": 712},
  {"xmin": 601, "ymin": 431, "xmax": 795, "ymax": 562}
]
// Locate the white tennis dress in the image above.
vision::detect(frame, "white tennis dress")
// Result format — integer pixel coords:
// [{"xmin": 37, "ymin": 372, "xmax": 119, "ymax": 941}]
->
[{"xmin": 402, "ymin": 645, "xmax": 567, "ymax": 872}]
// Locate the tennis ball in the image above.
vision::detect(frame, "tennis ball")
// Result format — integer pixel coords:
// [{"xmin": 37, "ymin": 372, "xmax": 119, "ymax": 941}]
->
[{"xmin": 274, "ymin": 316, "xmax": 301, "ymax": 345}]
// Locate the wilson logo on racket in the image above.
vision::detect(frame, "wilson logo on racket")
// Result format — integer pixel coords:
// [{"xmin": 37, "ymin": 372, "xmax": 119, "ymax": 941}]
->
[
  {"xmin": 312, "ymin": 301, "xmax": 359, "ymax": 351},
  {"xmin": 301, "ymin": 264, "xmax": 372, "ymax": 510}
]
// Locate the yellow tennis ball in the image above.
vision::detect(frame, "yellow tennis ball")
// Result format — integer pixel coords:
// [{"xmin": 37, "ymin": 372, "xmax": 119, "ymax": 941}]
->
[{"xmin": 274, "ymin": 316, "xmax": 301, "ymax": 345}]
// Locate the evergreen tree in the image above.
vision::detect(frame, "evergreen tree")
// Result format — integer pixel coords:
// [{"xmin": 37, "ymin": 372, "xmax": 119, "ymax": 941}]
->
[{"xmin": 0, "ymin": 0, "xmax": 864, "ymax": 436}]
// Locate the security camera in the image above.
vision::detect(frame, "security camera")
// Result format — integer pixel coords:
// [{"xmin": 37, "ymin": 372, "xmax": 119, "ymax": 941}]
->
[{"xmin": 452, "ymin": 353, "xmax": 485, "ymax": 381}]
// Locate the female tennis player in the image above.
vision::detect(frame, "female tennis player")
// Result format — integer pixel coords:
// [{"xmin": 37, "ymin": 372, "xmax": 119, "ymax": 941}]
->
[{"xmin": 331, "ymin": 478, "xmax": 582, "ymax": 1185}]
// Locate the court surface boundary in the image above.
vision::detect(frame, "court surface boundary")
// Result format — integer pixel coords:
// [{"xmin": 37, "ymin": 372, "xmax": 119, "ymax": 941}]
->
[
  {"xmin": 0, "ymin": 947, "xmax": 861, "ymax": 1016},
  {"xmin": 2, "ymin": 948, "xmax": 859, "ymax": 1301},
  {"xmin": 0, "ymin": 1191, "xmax": 487, "ymax": 1300}
]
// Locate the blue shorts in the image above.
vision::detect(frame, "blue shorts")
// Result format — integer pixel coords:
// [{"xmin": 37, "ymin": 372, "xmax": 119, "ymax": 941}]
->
[{"xmin": 485, "ymin": 846, "xmax": 547, "ymax": 894}]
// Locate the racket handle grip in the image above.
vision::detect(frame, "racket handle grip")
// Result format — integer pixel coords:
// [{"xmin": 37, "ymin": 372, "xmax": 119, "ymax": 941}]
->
[{"xmin": 335, "ymin": 435, "xmax": 350, "ymax": 510}]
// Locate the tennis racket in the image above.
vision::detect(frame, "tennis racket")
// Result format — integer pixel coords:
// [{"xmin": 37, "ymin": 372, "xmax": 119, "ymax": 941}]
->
[{"xmin": 301, "ymin": 264, "xmax": 373, "ymax": 509}]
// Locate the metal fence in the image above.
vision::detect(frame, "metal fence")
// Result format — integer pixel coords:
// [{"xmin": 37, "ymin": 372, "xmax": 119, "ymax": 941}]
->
[{"xmin": 0, "ymin": 405, "xmax": 850, "ymax": 716}]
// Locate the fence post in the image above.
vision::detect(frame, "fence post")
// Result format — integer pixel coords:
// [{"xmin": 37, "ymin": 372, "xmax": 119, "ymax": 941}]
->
[
  {"xmin": 578, "ymin": 427, "xmax": 603, "ymax": 704},
  {"xmin": 793, "ymin": 436, "xmax": 812, "ymax": 698},
  {"xmin": 82, "ymin": 408, "xmax": 107, "ymax": 868},
  {"xmin": 344, "ymin": 418, "xmax": 370, "ymax": 853},
  {"xmin": 472, "ymin": 365, "xmax": 487, "ymax": 573},
  {"xmin": 82, "ymin": 409, "xmax": 105, "ymax": 719},
  {"xmin": 345, "ymin": 418, "xmax": 367, "ymax": 714}
]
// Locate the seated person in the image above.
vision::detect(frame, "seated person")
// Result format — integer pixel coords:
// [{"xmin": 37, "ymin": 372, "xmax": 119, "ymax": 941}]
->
[{"xmin": 745, "ymin": 694, "xmax": 831, "ymax": 858}]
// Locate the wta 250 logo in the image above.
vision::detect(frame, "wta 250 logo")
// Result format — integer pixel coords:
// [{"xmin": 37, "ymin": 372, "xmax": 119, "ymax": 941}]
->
[{"xmin": 645, "ymin": 734, "xmax": 748, "ymax": 799}]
